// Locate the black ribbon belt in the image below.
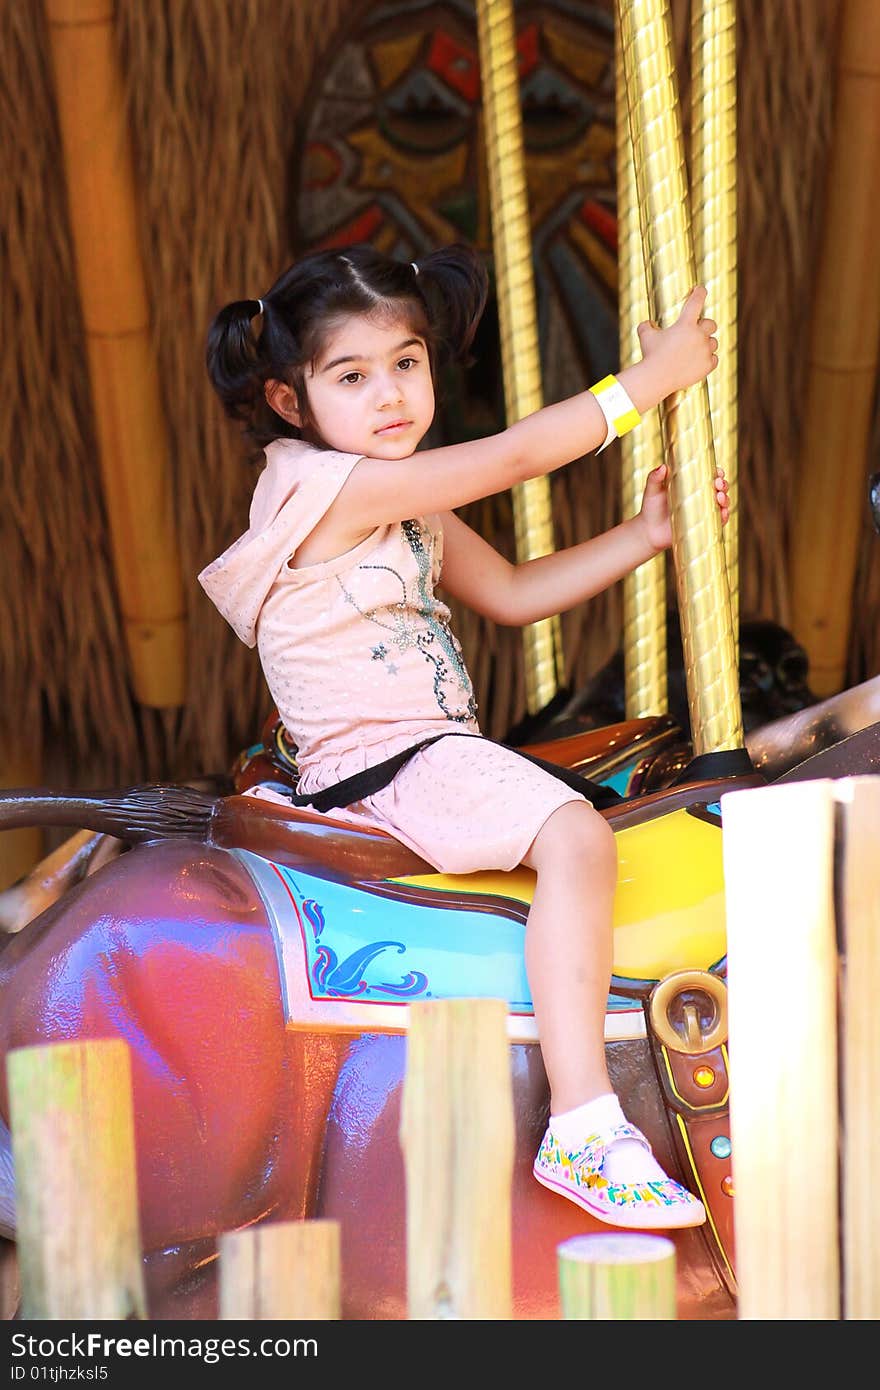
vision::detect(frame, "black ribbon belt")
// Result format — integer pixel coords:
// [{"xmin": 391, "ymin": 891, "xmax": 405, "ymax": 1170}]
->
[{"xmin": 288, "ymin": 731, "xmax": 625, "ymax": 814}]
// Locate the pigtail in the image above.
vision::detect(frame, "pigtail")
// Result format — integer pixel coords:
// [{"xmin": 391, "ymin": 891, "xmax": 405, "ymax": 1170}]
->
[
  {"xmin": 414, "ymin": 243, "xmax": 489, "ymax": 364},
  {"xmin": 205, "ymin": 299, "xmax": 265, "ymax": 424},
  {"xmin": 206, "ymin": 297, "xmax": 303, "ymax": 449}
]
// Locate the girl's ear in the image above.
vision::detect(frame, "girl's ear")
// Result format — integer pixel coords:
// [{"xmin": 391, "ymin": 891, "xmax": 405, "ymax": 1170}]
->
[{"xmin": 265, "ymin": 379, "xmax": 301, "ymax": 426}]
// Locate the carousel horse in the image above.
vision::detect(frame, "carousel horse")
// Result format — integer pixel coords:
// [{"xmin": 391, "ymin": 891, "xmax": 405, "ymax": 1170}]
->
[
  {"xmin": 0, "ymin": 696, "xmax": 878, "ymax": 1324},
  {"xmin": 1, "ymin": 484, "xmax": 877, "ymax": 1319}
]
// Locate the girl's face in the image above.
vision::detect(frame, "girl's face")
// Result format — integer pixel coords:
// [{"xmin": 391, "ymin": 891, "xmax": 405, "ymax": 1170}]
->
[{"xmin": 301, "ymin": 310, "xmax": 436, "ymax": 458}]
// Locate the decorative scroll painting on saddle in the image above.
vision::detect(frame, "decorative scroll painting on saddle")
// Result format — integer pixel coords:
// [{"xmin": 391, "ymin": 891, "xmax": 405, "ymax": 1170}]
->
[{"xmin": 232, "ymin": 796, "xmax": 727, "ymax": 1044}]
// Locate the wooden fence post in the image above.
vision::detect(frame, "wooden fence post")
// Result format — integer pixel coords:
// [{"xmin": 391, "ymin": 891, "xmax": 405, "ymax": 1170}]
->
[
  {"xmin": 401, "ymin": 998, "xmax": 514, "ymax": 1319},
  {"xmin": 7, "ymin": 1038, "xmax": 146, "ymax": 1319},
  {"xmin": 837, "ymin": 776, "xmax": 880, "ymax": 1319},
  {"xmin": 557, "ymin": 1233, "xmax": 676, "ymax": 1319},
  {"xmin": 219, "ymin": 1219, "xmax": 341, "ymax": 1319},
  {"xmin": 721, "ymin": 779, "xmax": 839, "ymax": 1318}
]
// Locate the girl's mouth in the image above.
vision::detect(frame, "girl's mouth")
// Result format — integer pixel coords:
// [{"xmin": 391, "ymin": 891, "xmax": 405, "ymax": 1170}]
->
[{"xmin": 375, "ymin": 420, "xmax": 411, "ymax": 435}]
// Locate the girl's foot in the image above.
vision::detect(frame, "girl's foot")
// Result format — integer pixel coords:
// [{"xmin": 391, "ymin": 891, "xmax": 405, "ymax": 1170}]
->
[{"xmin": 533, "ymin": 1120, "xmax": 706, "ymax": 1230}]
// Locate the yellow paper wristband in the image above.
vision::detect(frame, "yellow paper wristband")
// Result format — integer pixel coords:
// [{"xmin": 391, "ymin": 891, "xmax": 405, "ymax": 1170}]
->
[{"xmin": 589, "ymin": 374, "xmax": 641, "ymax": 452}]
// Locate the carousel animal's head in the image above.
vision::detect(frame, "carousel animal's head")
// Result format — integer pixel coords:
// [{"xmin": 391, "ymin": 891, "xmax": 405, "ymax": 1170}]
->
[
  {"xmin": 735, "ymin": 619, "xmax": 816, "ymax": 729},
  {"xmin": 541, "ymin": 612, "xmax": 817, "ymax": 743}
]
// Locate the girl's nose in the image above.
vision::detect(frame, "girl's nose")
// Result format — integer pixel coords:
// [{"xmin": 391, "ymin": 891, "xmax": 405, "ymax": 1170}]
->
[{"xmin": 376, "ymin": 373, "xmax": 403, "ymax": 407}]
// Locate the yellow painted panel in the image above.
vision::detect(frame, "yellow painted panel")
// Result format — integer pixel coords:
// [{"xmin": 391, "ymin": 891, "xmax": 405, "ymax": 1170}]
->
[
  {"xmin": 394, "ymin": 809, "xmax": 727, "ymax": 982},
  {"xmin": 544, "ymin": 20, "xmax": 609, "ymax": 86},
  {"xmin": 369, "ymin": 35, "xmax": 423, "ymax": 92}
]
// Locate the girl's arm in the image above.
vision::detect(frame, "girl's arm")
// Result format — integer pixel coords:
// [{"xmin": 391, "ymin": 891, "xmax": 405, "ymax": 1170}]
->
[
  {"xmin": 336, "ymin": 287, "xmax": 717, "ymax": 532},
  {"xmin": 437, "ymin": 463, "xmax": 730, "ymax": 626},
  {"xmin": 437, "ymin": 510, "xmax": 652, "ymax": 625}
]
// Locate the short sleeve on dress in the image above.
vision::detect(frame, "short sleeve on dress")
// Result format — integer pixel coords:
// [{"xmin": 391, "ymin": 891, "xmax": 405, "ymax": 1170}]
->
[{"xmin": 197, "ymin": 440, "xmax": 363, "ymax": 647}]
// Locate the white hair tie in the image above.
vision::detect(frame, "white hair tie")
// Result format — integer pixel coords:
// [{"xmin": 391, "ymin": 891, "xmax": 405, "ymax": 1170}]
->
[
  {"xmin": 411, "ymin": 262, "xmax": 419, "ymax": 276},
  {"xmin": 256, "ymin": 298, "xmax": 264, "ymax": 315}
]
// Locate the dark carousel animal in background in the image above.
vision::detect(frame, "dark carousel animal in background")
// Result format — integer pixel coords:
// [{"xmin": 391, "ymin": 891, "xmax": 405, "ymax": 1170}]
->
[{"xmin": 504, "ymin": 614, "xmax": 818, "ymax": 749}]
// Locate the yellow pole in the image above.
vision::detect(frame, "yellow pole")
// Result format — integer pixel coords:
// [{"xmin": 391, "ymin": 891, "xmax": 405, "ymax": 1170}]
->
[
  {"xmin": 617, "ymin": 0, "xmax": 742, "ymax": 755},
  {"xmin": 838, "ymin": 778, "xmax": 880, "ymax": 1320},
  {"xmin": 789, "ymin": 0, "xmax": 880, "ymax": 696},
  {"xmin": 400, "ymin": 999, "xmax": 513, "ymax": 1319},
  {"xmin": 616, "ymin": 9, "xmax": 668, "ymax": 719},
  {"xmin": 475, "ymin": 0, "xmax": 564, "ymax": 714},
  {"xmin": 691, "ymin": 0, "xmax": 738, "ymax": 642},
  {"xmin": 219, "ymin": 1220, "xmax": 341, "ymax": 1319},
  {"xmin": 557, "ymin": 1233, "xmax": 677, "ymax": 1319},
  {"xmin": 8, "ymin": 1039, "xmax": 146, "ymax": 1319},
  {"xmin": 722, "ymin": 781, "xmax": 839, "ymax": 1319},
  {"xmin": 43, "ymin": 0, "xmax": 186, "ymax": 707}
]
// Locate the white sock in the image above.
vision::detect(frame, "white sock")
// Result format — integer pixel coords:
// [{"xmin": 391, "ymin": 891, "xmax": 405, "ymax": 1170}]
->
[{"xmin": 550, "ymin": 1093, "xmax": 669, "ymax": 1185}]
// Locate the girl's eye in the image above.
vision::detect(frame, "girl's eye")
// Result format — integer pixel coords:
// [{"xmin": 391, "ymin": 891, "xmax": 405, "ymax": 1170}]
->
[
  {"xmin": 340, "ymin": 371, "xmax": 362, "ymax": 385},
  {"xmin": 397, "ymin": 357, "xmax": 417, "ymax": 371}
]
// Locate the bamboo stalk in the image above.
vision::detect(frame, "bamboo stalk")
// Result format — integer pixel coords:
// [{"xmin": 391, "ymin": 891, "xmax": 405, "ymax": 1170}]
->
[
  {"xmin": 43, "ymin": 0, "xmax": 186, "ymax": 707},
  {"xmin": 836, "ymin": 776, "xmax": 880, "ymax": 1319},
  {"xmin": 617, "ymin": 0, "xmax": 742, "ymax": 755},
  {"xmin": 475, "ymin": 0, "xmax": 564, "ymax": 714},
  {"xmin": 400, "ymin": 998, "xmax": 513, "ymax": 1319},
  {"xmin": 615, "ymin": 7, "xmax": 668, "ymax": 718},
  {"xmin": 557, "ymin": 1232, "xmax": 676, "ymax": 1319},
  {"xmin": 218, "ymin": 1220, "xmax": 341, "ymax": 1320},
  {"xmin": 7, "ymin": 1039, "xmax": 146, "ymax": 1320},
  {"xmin": 721, "ymin": 780, "xmax": 839, "ymax": 1319},
  {"xmin": 691, "ymin": 0, "xmax": 738, "ymax": 641},
  {"xmin": 0, "ymin": 829, "xmax": 116, "ymax": 935},
  {"xmin": 0, "ymin": 747, "xmax": 44, "ymax": 892},
  {"xmin": 789, "ymin": 0, "xmax": 880, "ymax": 696}
]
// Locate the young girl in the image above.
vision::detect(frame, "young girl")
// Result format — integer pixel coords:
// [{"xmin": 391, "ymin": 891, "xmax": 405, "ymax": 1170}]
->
[{"xmin": 200, "ymin": 243, "xmax": 727, "ymax": 1230}]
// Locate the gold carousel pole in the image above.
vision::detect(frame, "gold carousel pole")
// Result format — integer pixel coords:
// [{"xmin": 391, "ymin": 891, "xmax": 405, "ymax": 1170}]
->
[
  {"xmin": 617, "ymin": 0, "xmax": 743, "ymax": 755},
  {"xmin": 615, "ymin": 9, "xmax": 668, "ymax": 719},
  {"xmin": 475, "ymin": 0, "xmax": 564, "ymax": 714},
  {"xmin": 44, "ymin": 0, "xmax": 186, "ymax": 707},
  {"xmin": 691, "ymin": 0, "xmax": 738, "ymax": 644}
]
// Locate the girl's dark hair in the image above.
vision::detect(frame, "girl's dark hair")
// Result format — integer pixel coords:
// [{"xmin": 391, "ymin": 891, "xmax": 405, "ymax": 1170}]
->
[{"xmin": 206, "ymin": 243, "xmax": 489, "ymax": 450}]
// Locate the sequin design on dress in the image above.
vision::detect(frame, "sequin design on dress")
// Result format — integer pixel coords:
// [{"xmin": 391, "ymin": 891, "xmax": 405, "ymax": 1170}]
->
[{"xmin": 335, "ymin": 519, "xmax": 477, "ymax": 723}]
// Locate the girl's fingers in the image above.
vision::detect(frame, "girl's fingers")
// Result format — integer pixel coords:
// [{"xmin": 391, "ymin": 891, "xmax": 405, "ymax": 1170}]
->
[
  {"xmin": 715, "ymin": 464, "xmax": 729, "ymax": 508},
  {"xmin": 682, "ymin": 285, "xmax": 708, "ymax": 320}
]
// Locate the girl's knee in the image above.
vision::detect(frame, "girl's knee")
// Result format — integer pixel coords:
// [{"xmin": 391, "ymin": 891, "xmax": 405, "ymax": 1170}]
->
[{"xmin": 526, "ymin": 800, "xmax": 617, "ymax": 873}]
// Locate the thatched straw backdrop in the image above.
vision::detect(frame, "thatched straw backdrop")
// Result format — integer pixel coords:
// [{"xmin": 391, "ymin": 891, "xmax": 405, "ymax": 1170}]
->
[{"xmin": 1, "ymin": 0, "xmax": 875, "ymax": 794}]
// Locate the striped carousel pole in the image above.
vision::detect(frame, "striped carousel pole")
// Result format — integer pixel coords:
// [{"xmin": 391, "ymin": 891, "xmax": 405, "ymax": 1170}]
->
[
  {"xmin": 691, "ymin": 0, "xmax": 739, "ymax": 644},
  {"xmin": 617, "ymin": 0, "xmax": 743, "ymax": 757},
  {"xmin": 615, "ymin": 8, "xmax": 668, "ymax": 719},
  {"xmin": 475, "ymin": 0, "xmax": 564, "ymax": 715}
]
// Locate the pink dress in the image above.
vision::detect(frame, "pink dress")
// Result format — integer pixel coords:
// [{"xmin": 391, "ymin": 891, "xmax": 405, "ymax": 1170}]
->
[{"xmin": 198, "ymin": 438, "xmax": 584, "ymax": 873}]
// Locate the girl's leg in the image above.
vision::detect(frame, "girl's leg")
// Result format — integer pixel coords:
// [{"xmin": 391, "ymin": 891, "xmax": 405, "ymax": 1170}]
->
[
  {"xmin": 522, "ymin": 800, "xmax": 705, "ymax": 1229},
  {"xmin": 521, "ymin": 800, "xmax": 617, "ymax": 1112}
]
